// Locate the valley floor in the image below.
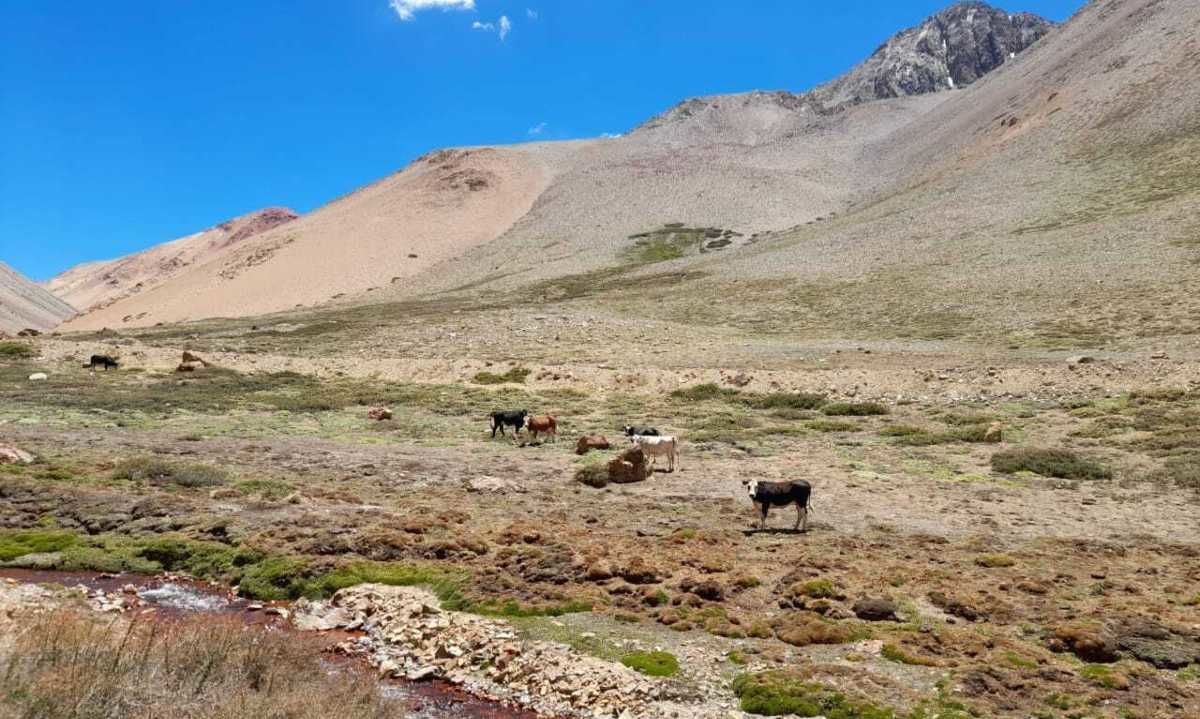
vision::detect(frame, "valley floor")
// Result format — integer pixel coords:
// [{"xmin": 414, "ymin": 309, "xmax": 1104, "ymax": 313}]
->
[{"xmin": 2, "ymin": 316, "xmax": 1199, "ymax": 718}]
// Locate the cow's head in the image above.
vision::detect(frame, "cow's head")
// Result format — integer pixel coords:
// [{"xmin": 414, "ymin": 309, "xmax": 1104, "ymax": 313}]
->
[
  {"xmin": 741, "ymin": 478, "xmax": 760, "ymax": 500},
  {"xmin": 623, "ymin": 425, "xmax": 634, "ymax": 436}
]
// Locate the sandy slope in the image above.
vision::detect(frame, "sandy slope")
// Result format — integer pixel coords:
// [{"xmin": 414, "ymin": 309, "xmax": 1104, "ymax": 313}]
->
[
  {"xmin": 46, "ymin": 208, "xmax": 298, "ymax": 314},
  {"xmin": 60, "ymin": 146, "xmax": 556, "ymax": 330},
  {"xmin": 0, "ymin": 262, "xmax": 74, "ymax": 334},
  {"xmin": 56, "ymin": 0, "xmax": 1200, "ymax": 343}
]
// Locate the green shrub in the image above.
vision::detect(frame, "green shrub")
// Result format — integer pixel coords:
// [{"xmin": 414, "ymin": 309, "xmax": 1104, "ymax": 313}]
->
[
  {"xmin": 990, "ymin": 448, "xmax": 1111, "ymax": 480},
  {"xmin": 0, "ymin": 341, "xmax": 36, "ymax": 360},
  {"xmin": 881, "ymin": 644, "xmax": 938, "ymax": 666},
  {"xmin": 822, "ymin": 402, "xmax": 889, "ymax": 417},
  {"xmin": 974, "ymin": 554, "xmax": 1016, "ymax": 568},
  {"xmin": 1155, "ymin": 454, "xmax": 1200, "ymax": 490},
  {"xmin": 879, "ymin": 424, "xmax": 927, "ymax": 438},
  {"xmin": 741, "ymin": 392, "xmax": 826, "ymax": 411},
  {"xmin": 670, "ymin": 383, "xmax": 739, "ymax": 402},
  {"xmin": 472, "ymin": 367, "xmax": 530, "ymax": 385},
  {"xmin": 798, "ymin": 579, "xmax": 837, "ymax": 599},
  {"xmin": 807, "ymin": 419, "xmax": 860, "ymax": 433},
  {"xmin": 112, "ymin": 457, "xmax": 229, "ymax": 487},
  {"xmin": 575, "ymin": 463, "xmax": 609, "ymax": 488},
  {"xmin": 732, "ymin": 672, "xmax": 897, "ymax": 718},
  {"xmin": 621, "ymin": 651, "xmax": 680, "ymax": 677},
  {"xmin": 0, "ymin": 530, "xmax": 79, "ymax": 562}
]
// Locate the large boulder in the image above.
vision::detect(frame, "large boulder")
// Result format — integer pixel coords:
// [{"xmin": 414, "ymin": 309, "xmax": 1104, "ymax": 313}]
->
[
  {"xmin": 0, "ymin": 445, "xmax": 35, "ymax": 465},
  {"xmin": 574, "ymin": 434, "xmax": 611, "ymax": 455},
  {"xmin": 607, "ymin": 447, "xmax": 651, "ymax": 484},
  {"xmin": 1049, "ymin": 622, "xmax": 1119, "ymax": 663},
  {"xmin": 852, "ymin": 597, "xmax": 899, "ymax": 622}
]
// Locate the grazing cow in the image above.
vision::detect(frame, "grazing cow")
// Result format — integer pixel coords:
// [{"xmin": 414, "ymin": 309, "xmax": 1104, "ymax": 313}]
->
[
  {"xmin": 630, "ymin": 435, "xmax": 678, "ymax": 472},
  {"xmin": 491, "ymin": 409, "xmax": 528, "ymax": 438},
  {"xmin": 742, "ymin": 479, "xmax": 812, "ymax": 531},
  {"xmin": 526, "ymin": 415, "xmax": 557, "ymax": 442},
  {"xmin": 85, "ymin": 354, "xmax": 119, "ymax": 371},
  {"xmin": 623, "ymin": 425, "xmax": 660, "ymax": 438}
]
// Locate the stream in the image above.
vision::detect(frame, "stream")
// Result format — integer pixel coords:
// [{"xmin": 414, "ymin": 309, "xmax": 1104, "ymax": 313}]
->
[{"xmin": 0, "ymin": 569, "xmax": 545, "ymax": 719}]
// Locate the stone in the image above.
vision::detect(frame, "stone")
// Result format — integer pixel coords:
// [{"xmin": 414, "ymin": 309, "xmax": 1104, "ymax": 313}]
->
[
  {"xmin": 28, "ymin": 372, "xmax": 48, "ymax": 381},
  {"xmin": 1066, "ymin": 355, "xmax": 1096, "ymax": 366},
  {"xmin": 983, "ymin": 422, "xmax": 1004, "ymax": 443},
  {"xmin": 852, "ymin": 597, "xmax": 899, "ymax": 622},
  {"xmin": 0, "ymin": 445, "xmax": 35, "ymax": 465},
  {"xmin": 607, "ymin": 447, "xmax": 652, "ymax": 485},
  {"xmin": 575, "ymin": 434, "xmax": 611, "ymax": 455},
  {"xmin": 367, "ymin": 406, "xmax": 394, "ymax": 421},
  {"xmin": 1050, "ymin": 622, "xmax": 1119, "ymax": 663}
]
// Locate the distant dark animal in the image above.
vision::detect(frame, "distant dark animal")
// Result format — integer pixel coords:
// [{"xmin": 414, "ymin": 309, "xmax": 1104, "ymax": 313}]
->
[
  {"xmin": 84, "ymin": 354, "xmax": 119, "ymax": 371},
  {"xmin": 742, "ymin": 479, "xmax": 812, "ymax": 531},
  {"xmin": 491, "ymin": 409, "xmax": 528, "ymax": 438},
  {"xmin": 630, "ymin": 435, "xmax": 678, "ymax": 472},
  {"xmin": 17, "ymin": 328, "xmax": 41, "ymax": 338},
  {"xmin": 526, "ymin": 415, "xmax": 558, "ymax": 442},
  {"xmin": 623, "ymin": 425, "xmax": 660, "ymax": 438}
]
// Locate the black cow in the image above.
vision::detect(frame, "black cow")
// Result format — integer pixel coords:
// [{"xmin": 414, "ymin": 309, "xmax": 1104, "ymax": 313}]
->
[
  {"xmin": 623, "ymin": 425, "xmax": 660, "ymax": 438},
  {"xmin": 742, "ymin": 479, "xmax": 812, "ymax": 531},
  {"xmin": 491, "ymin": 409, "xmax": 528, "ymax": 438},
  {"xmin": 85, "ymin": 354, "xmax": 120, "ymax": 371}
]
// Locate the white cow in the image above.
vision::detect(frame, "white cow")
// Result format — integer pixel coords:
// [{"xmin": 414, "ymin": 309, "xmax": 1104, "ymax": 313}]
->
[{"xmin": 631, "ymin": 435, "xmax": 678, "ymax": 473}]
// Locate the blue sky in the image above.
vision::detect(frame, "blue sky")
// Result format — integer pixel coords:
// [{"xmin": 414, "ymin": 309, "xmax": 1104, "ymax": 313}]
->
[{"xmin": 0, "ymin": 0, "xmax": 1082, "ymax": 280}]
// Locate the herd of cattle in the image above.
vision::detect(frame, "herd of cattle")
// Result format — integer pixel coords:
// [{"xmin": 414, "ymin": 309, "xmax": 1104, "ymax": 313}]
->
[
  {"xmin": 76, "ymin": 358, "xmax": 811, "ymax": 532},
  {"xmin": 489, "ymin": 409, "xmax": 810, "ymax": 531}
]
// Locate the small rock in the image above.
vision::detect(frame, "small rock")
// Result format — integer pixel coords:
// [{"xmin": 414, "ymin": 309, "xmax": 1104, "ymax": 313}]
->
[
  {"xmin": 28, "ymin": 372, "xmax": 48, "ymax": 381},
  {"xmin": 852, "ymin": 598, "xmax": 899, "ymax": 622},
  {"xmin": 367, "ymin": 406, "xmax": 394, "ymax": 421}
]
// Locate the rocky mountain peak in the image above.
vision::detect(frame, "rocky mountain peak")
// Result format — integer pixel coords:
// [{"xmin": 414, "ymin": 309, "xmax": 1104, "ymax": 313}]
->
[
  {"xmin": 637, "ymin": 2, "xmax": 1054, "ymax": 134},
  {"xmin": 815, "ymin": 1, "xmax": 1055, "ymax": 107}
]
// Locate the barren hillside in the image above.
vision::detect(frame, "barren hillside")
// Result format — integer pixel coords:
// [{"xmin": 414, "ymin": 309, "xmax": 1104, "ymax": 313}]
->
[
  {"xmin": 58, "ymin": 146, "xmax": 558, "ymax": 330},
  {"xmin": 46, "ymin": 208, "xmax": 298, "ymax": 313},
  {"xmin": 55, "ymin": 0, "xmax": 1056, "ymax": 332},
  {"xmin": 0, "ymin": 261, "xmax": 74, "ymax": 334}
]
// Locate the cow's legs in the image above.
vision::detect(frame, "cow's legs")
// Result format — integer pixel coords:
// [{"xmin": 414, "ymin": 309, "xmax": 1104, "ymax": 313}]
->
[
  {"xmin": 801, "ymin": 506, "xmax": 809, "ymax": 532},
  {"xmin": 759, "ymin": 503, "xmax": 770, "ymax": 530},
  {"xmin": 793, "ymin": 503, "xmax": 803, "ymax": 531}
]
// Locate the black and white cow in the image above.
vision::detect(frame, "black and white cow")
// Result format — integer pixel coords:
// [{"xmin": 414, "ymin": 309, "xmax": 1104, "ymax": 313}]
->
[
  {"xmin": 623, "ymin": 425, "xmax": 660, "ymax": 438},
  {"xmin": 491, "ymin": 409, "xmax": 528, "ymax": 438},
  {"xmin": 742, "ymin": 479, "xmax": 812, "ymax": 531}
]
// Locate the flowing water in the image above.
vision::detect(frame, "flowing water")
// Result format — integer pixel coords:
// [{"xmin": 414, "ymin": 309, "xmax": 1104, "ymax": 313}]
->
[{"xmin": 0, "ymin": 568, "xmax": 544, "ymax": 719}]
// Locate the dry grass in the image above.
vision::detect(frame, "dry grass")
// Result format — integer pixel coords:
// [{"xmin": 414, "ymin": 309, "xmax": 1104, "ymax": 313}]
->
[{"xmin": 0, "ymin": 611, "xmax": 388, "ymax": 719}]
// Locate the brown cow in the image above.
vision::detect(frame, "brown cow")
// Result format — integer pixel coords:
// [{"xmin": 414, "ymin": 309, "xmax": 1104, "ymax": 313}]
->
[{"xmin": 527, "ymin": 415, "xmax": 557, "ymax": 442}]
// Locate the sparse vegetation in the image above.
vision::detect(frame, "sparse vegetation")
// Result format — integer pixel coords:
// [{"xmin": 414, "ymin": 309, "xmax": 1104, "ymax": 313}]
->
[
  {"xmin": 112, "ymin": 456, "xmax": 229, "ymax": 487},
  {"xmin": 822, "ymin": 402, "xmax": 889, "ymax": 417},
  {"xmin": 0, "ymin": 611, "xmax": 387, "ymax": 719},
  {"xmin": 991, "ymin": 448, "xmax": 1112, "ymax": 480},
  {"xmin": 974, "ymin": 554, "xmax": 1017, "ymax": 568},
  {"xmin": 0, "ymin": 341, "xmax": 36, "ymax": 359},
  {"xmin": 472, "ymin": 366, "xmax": 531, "ymax": 385},
  {"xmin": 732, "ymin": 672, "xmax": 897, "ymax": 718},
  {"xmin": 808, "ymin": 419, "xmax": 860, "ymax": 432},
  {"xmin": 620, "ymin": 650, "xmax": 680, "ymax": 677}
]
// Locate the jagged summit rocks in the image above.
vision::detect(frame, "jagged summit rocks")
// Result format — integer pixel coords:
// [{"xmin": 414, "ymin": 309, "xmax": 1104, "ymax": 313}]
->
[
  {"xmin": 639, "ymin": 1, "xmax": 1054, "ymax": 131},
  {"xmin": 817, "ymin": 1, "xmax": 1055, "ymax": 106}
]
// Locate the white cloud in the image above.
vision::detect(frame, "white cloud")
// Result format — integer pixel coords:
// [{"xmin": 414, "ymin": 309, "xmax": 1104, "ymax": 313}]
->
[
  {"xmin": 473, "ymin": 14, "xmax": 511, "ymax": 40},
  {"xmin": 600, "ymin": 132, "xmax": 624, "ymax": 139},
  {"xmin": 389, "ymin": 0, "xmax": 475, "ymax": 21},
  {"xmin": 526, "ymin": 8, "xmax": 538, "ymax": 19},
  {"xmin": 528, "ymin": 122, "xmax": 547, "ymax": 136}
]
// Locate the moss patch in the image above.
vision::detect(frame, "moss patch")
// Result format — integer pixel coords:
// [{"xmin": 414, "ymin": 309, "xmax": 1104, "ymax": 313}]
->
[{"xmin": 620, "ymin": 651, "xmax": 680, "ymax": 677}]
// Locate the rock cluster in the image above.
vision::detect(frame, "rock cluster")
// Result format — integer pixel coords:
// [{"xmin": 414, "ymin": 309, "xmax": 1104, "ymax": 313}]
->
[{"xmin": 292, "ymin": 584, "xmax": 668, "ymax": 718}]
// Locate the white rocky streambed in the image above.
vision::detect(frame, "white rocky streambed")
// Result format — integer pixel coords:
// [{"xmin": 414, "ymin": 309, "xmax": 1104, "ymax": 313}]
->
[{"xmin": 292, "ymin": 584, "xmax": 717, "ymax": 719}]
